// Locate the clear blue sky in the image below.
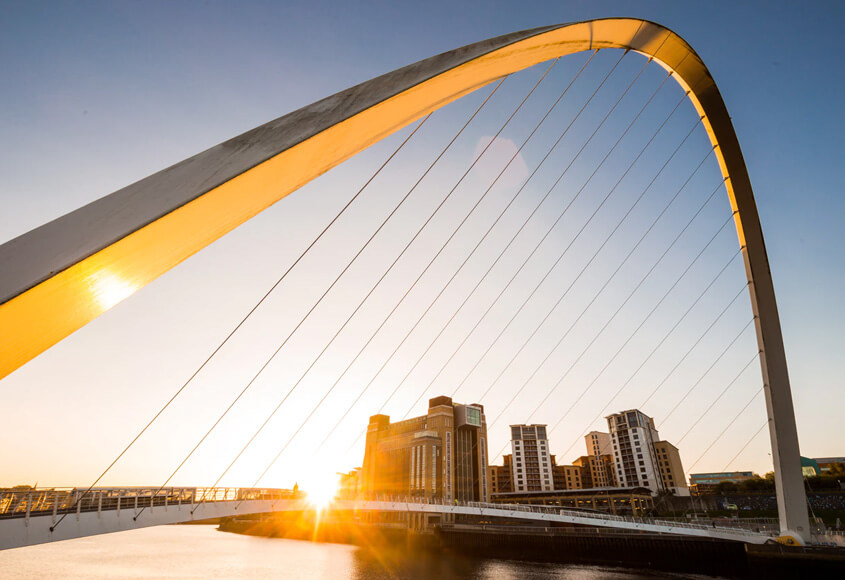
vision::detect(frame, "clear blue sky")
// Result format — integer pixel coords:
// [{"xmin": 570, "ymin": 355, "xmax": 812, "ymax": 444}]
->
[{"xmin": 1, "ymin": 0, "xmax": 842, "ymax": 488}]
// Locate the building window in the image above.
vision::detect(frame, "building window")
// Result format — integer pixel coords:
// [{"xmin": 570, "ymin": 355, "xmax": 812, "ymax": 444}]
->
[{"xmin": 466, "ymin": 407, "xmax": 482, "ymax": 427}]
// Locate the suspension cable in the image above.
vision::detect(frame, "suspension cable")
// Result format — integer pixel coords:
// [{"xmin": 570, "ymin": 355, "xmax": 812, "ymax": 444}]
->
[
  {"xmin": 491, "ymin": 193, "xmax": 731, "ymax": 431},
  {"xmin": 684, "ymin": 386, "xmax": 762, "ymax": 471},
  {"xmin": 490, "ymin": 213, "xmax": 736, "ymax": 461},
  {"xmin": 47, "ymin": 108, "xmax": 432, "ymax": 533},
  {"xmin": 309, "ymin": 51, "xmax": 600, "ymax": 453},
  {"xmin": 228, "ymin": 54, "xmax": 579, "ymax": 481},
  {"xmin": 639, "ymin": 280, "xmax": 750, "ymax": 409},
  {"xmin": 442, "ymin": 67, "xmax": 676, "ymax": 412},
  {"xmin": 592, "ymin": 277, "xmax": 746, "ymax": 417},
  {"xmin": 468, "ymin": 159, "xmax": 722, "ymax": 453},
  {"xmin": 129, "ymin": 73, "xmax": 518, "ymax": 520},
  {"xmin": 675, "ymin": 352, "xmax": 759, "ymax": 445},
  {"xmin": 657, "ymin": 317, "xmax": 757, "ymax": 428},
  {"xmin": 723, "ymin": 421, "xmax": 769, "ymax": 472},
  {"xmin": 541, "ymin": 232, "xmax": 740, "ymax": 433},
  {"xmin": 547, "ymin": 248, "xmax": 741, "ymax": 435},
  {"xmin": 471, "ymin": 109, "xmax": 700, "ymax": 415},
  {"xmin": 394, "ymin": 51, "xmax": 639, "ymax": 417},
  {"xmin": 343, "ymin": 51, "xmax": 640, "ymax": 453},
  {"xmin": 555, "ymin": 274, "xmax": 750, "ymax": 460},
  {"xmin": 184, "ymin": 60, "xmax": 563, "ymax": 513}
]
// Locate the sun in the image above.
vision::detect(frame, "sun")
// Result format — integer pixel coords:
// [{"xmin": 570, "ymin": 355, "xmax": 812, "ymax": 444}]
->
[{"xmin": 301, "ymin": 469, "xmax": 339, "ymax": 510}]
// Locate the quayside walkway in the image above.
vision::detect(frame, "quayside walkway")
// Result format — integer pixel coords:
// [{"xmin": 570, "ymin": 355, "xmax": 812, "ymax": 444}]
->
[{"xmin": 0, "ymin": 487, "xmax": 775, "ymax": 550}]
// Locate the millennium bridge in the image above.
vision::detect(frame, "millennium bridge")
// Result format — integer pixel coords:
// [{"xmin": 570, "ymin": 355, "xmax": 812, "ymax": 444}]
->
[
  {"xmin": 0, "ymin": 18, "xmax": 818, "ymax": 550},
  {"xmin": 0, "ymin": 486, "xmax": 779, "ymax": 550}
]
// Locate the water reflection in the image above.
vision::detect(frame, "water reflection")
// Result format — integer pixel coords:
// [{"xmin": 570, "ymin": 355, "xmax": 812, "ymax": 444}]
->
[{"xmin": 0, "ymin": 525, "xmax": 710, "ymax": 579}]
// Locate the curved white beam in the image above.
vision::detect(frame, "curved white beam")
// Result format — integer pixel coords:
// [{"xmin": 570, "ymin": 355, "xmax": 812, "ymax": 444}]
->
[{"xmin": 0, "ymin": 499, "xmax": 771, "ymax": 550}]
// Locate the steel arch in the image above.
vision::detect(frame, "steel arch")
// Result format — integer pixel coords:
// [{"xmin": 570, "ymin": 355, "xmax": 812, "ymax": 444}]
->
[{"xmin": 0, "ymin": 18, "xmax": 809, "ymax": 539}]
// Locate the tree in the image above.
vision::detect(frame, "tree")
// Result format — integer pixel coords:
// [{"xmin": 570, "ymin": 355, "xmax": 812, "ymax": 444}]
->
[{"xmin": 715, "ymin": 481, "xmax": 738, "ymax": 494}]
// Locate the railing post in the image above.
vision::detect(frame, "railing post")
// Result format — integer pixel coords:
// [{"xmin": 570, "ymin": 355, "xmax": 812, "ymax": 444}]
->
[
  {"xmin": 52, "ymin": 491, "xmax": 58, "ymax": 525},
  {"xmin": 25, "ymin": 492, "xmax": 31, "ymax": 526},
  {"xmin": 97, "ymin": 492, "xmax": 102, "ymax": 517}
]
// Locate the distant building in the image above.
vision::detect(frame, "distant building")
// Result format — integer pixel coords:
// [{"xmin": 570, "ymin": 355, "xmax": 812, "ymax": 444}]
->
[
  {"xmin": 586, "ymin": 431, "xmax": 612, "ymax": 456},
  {"xmin": 653, "ymin": 441, "xmax": 690, "ymax": 496},
  {"xmin": 815, "ymin": 457, "xmax": 845, "ymax": 473},
  {"xmin": 360, "ymin": 396, "xmax": 489, "ymax": 502},
  {"xmin": 510, "ymin": 424, "xmax": 554, "ymax": 492},
  {"xmin": 583, "ymin": 431, "xmax": 618, "ymax": 488},
  {"xmin": 488, "ymin": 455, "xmax": 514, "ymax": 494},
  {"xmin": 572, "ymin": 456, "xmax": 593, "ymax": 489},
  {"xmin": 490, "ymin": 486, "xmax": 654, "ymax": 516},
  {"xmin": 337, "ymin": 468, "xmax": 361, "ymax": 499},
  {"xmin": 550, "ymin": 454, "xmax": 583, "ymax": 490},
  {"xmin": 606, "ymin": 409, "xmax": 686, "ymax": 496},
  {"xmin": 801, "ymin": 456, "xmax": 820, "ymax": 477},
  {"xmin": 607, "ymin": 409, "xmax": 663, "ymax": 493},
  {"xmin": 689, "ymin": 471, "xmax": 754, "ymax": 494},
  {"xmin": 572, "ymin": 454, "xmax": 615, "ymax": 490},
  {"xmin": 553, "ymin": 460, "xmax": 583, "ymax": 490}
]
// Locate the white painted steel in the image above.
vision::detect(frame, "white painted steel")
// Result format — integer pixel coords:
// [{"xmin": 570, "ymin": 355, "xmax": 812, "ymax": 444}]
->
[
  {"xmin": 0, "ymin": 497, "xmax": 772, "ymax": 550},
  {"xmin": 0, "ymin": 499, "xmax": 302, "ymax": 551}
]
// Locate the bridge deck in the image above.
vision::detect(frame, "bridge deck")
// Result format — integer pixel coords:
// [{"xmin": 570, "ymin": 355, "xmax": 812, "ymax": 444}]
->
[{"xmin": 0, "ymin": 488, "xmax": 774, "ymax": 550}]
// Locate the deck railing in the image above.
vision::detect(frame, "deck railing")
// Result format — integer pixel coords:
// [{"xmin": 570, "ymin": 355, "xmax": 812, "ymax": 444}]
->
[{"xmin": 0, "ymin": 487, "xmax": 296, "ymax": 519}]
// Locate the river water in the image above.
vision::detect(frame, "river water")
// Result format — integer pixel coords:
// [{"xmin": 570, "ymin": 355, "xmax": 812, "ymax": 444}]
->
[{"xmin": 0, "ymin": 525, "xmax": 720, "ymax": 579}]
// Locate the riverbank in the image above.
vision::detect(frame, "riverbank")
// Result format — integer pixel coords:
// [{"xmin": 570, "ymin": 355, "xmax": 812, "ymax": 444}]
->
[{"xmin": 219, "ymin": 513, "xmax": 845, "ymax": 578}]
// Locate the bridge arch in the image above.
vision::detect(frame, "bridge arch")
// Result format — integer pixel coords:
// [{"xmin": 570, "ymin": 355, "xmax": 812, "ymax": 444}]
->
[{"xmin": 0, "ymin": 18, "xmax": 808, "ymax": 538}]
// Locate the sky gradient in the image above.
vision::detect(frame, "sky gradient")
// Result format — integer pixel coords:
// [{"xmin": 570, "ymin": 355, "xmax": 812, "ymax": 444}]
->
[{"xmin": 1, "ymin": 0, "xmax": 843, "ymax": 490}]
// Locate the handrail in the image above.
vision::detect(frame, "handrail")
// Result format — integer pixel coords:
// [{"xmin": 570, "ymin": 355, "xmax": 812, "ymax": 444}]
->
[
  {"xmin": 0, "ymin": 487, "xmax": 297, "ymax": 519},
  {"xmin": 1, "ymin": 488, "xmax": 792, "ymax": 538}
]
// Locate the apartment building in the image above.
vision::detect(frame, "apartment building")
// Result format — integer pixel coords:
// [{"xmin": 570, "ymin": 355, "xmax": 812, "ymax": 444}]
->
[
  {"xmin": 654, "ymin": 440, "xmax": 690, "ymax": 496},
  {"xmin": 606, "ymin": 409, "xmax": 664, "ymax": 494},
  {"xmin": 488, "ymin": 455, "xmax": 514, "ymax": 495},
  {"xmin": 510, "ymin": 424, "xmax": 554, "ymax": 492}
]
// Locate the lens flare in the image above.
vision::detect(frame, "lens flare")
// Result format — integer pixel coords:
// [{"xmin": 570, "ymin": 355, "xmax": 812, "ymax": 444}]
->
[{"xmin": 302, "ymin": 470, "xmax": 339, "ymax": 510}]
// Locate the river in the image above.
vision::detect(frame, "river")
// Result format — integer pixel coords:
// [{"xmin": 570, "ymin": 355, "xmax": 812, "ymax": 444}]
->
[{"xmin": 0, "ymin": 525, "xmax": 721, "ymax": 579}]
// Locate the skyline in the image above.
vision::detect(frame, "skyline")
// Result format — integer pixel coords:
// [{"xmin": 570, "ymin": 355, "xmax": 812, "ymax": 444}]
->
[{"xmin": 1, "ymin": 1, "xmax": 843, "ymax": 492}]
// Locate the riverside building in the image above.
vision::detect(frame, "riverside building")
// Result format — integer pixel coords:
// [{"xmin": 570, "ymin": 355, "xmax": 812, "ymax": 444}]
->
[
  {"xmin": 654, "ymin": 440, "xmax": 690, "ymax": 496},
  {"xmin": 689, "ymin": 471, "xmax": 755, "ymax": 494},
  {"xmin": 606, "ymin": 409, "xmax": 688, "ymax": 496},
  {"xmin": 510, "ymin": 424, "xmax": 554, "ymax": 492},
  {"xmin": 488, "ymin": 455, "xmax": 514, "ymax": 495},
  {"xmin": 360, "ymin": 396, "xmax": 489, "ymax": 502},
  {"xmin": 583, "ymin": 431, "xmax": 618, "ymax": 488}
]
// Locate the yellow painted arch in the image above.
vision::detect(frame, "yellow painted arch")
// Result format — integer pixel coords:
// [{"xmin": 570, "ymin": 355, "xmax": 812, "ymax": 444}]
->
[{"xmin": 0, "ymin": 17, "xmax": 809, "ymax": 535}]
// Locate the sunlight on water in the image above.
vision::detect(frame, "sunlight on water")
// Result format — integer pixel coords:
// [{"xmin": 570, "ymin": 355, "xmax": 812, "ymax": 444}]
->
[{"xmin": 0, "ymin": 525, "xmax": 711, "ymax": 579}]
